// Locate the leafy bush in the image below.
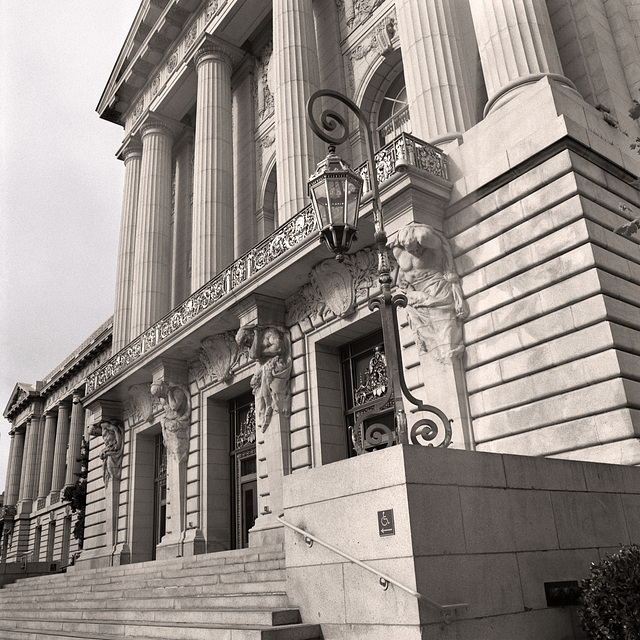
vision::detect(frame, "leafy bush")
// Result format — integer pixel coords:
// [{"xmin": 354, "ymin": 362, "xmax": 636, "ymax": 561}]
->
[{"xmin": 579, "ymin": 544, "xmax": 640, "ymax": 639}]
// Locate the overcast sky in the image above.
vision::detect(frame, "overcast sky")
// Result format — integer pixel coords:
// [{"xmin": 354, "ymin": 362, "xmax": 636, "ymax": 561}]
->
[{"xmin": 0, "ymin": 3, "xmax": 141, "ymax": 494}]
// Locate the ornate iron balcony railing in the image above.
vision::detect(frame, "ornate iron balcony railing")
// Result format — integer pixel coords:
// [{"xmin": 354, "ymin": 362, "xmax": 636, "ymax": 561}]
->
[{"xmin": 86, "ymin": 134, "xmax": 447, "ymax": 394}]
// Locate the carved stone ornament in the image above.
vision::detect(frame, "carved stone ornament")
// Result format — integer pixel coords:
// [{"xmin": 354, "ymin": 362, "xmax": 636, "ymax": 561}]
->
[
  {"xmin": 236, "ymin": 326, "xmax": 292, "ymax": 432},
  {"xmin": 88, "ymin": 419, "xmax": 124, "ymax": 488},
  {"xmin": 254, "ymin": 41, "xmax": 274, "ymax": 124},
  {"xmin": 127, "ymin": 383, "xmax": 156, "ymax": 424},
  {"xmin": 197, "ymin": 331, "xmax": 246, "ymax": 383},
  {"xmin": 286, "ymin": 247, "xmax": 379, "ymax": 325},
  {"xmin": 336, "ymin": 0, "xmax": 385, "ymax": 31},
  {"xmin": 150, "ymin": 381, "xmax": 191, "ymax": 463},
  {"xmin": 390, "ymin": 223, "xmax": 469, "ymax": 363}
]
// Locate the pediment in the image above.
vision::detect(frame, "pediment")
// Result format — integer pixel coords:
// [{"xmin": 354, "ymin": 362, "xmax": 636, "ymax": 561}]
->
[
  {"xmin": 3, "ymin": 382, "xmax": 37, "ymax": 419},
  {"xmin": 97, "ymin": 0, "xmax": 200, "ymax": 125}
]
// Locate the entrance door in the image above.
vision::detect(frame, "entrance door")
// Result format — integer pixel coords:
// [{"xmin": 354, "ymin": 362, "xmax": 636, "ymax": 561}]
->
[
  {"xmin": 230, "ymin": 394, "xmax": 257, "ymax": 549},
  {"xmin": 152, "ymin": 434, "xmax": 167, "ymax": 558}
]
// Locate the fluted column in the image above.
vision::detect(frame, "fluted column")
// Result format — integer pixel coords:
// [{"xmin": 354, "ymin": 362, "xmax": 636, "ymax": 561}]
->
[
  {"xmin": 51, "ymin": 402, "xmax": 71, "ymax": 493},
  {"xmin": 233, "ymin": 62, "xmax": 257, "ymax": 257},
  {"xmin": 130, "ymin": 119, "xmax": 174, "ymax": 337},
  {"xmin": 469, "ymin": 0, "xmax": 572, "ymax": 115},
  {"xmin": 37, "ymin": 411, "xmax": 57, "ymax": 500},
  {"xmin": 33, "ymin": 414, "xmax": 46, "ymax": 496},
  {"xmin": 5, "ymin": 428, "xmax": 25, "ymax": 505},
  {"xmin": 65, "ymin": 393, "xmax": 85, "ymax": 488},
  {"xmin": 113, "ymin": 140, "xmax": 143, "ymax": 351},
  {"xmin": 18, "ymin": 416, "xmax": 41, "ymax": 501},
  {"xmin": 191, "ymin": 43, "xmax": 234, "ymax": 291},
  {"xmin": 171, "ymin": 133, "xmax": 194, "ymax": 307},
  {"xmin": 273, "ymin": 0, "xmax": 324, "ymax": 221},
  {"xmin": 395, "ymin": 0, "xmax": 474, "ymax": 144}
]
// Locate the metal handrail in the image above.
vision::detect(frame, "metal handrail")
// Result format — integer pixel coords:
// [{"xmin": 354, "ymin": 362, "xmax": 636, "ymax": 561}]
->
[{"xmin": 277, "ymin": 514, "xmax": 468, "ymax": 624}]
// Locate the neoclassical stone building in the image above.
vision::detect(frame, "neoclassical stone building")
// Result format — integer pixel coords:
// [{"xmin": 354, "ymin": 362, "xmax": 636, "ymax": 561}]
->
[{"xmin": 2, "ymin": 0, "xmax": 640, "ymax": 638}]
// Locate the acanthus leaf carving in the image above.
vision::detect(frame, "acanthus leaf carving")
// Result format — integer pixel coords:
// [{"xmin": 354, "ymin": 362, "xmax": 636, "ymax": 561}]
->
[
  {"xmin": 286, "ymin": 247, "xmax": 379, "ymax": 325},
  {"xmin": 198, "ymin": 331, "xmax": 246, "ymax": 384},
  {"xmin": 127, "ymin": 383, "xmax": 156, "ymax": 424}
]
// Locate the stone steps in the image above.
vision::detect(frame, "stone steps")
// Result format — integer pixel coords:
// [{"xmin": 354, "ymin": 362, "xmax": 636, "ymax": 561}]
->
[{"xmin": 0, "ymin": 545, "xmax": 323, "ymax": 640}]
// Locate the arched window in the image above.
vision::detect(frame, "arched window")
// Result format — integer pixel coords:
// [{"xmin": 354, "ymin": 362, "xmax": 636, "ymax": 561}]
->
[{"xmin": 376, "ymin": 74, "xmax": 410, "ymax": 147}]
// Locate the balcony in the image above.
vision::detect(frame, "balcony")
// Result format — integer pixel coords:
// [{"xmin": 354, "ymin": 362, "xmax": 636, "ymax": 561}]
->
[{"xmin": 85, "ymin": 133, "xmax": 448, "ymax": 396}]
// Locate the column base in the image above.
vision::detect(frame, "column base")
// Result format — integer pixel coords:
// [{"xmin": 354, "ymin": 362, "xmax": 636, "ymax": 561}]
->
[
  {"xmin": 483, "ymin": 73, "xmax": 579, "ymax": 117},
  {"xmin": 71, "ymin": 544, "xmax": 130, "ymax": 571},
  {"xmin": 156, "ymin": 529, "xmax": 206, "ymax": 560},
  {"xmin": 248, "ymin": 514, "xmax": 284, "ymax": 548}
]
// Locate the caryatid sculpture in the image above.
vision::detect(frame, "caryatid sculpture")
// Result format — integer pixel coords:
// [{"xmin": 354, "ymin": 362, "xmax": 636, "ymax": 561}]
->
[
  {"xmin": 236, "ymin": 325, "xmax": 292, "ymax": 431},
  {"xmin": 391, "ymin": 223, "xmax": 469, "ymax": 363},
  {"xmin": 150, "ymin": 381, "xmax": 191, "ymax": 463},
  {"xmin": 88, "ymin": 419, "xmax": 124, "ymax": 488}
]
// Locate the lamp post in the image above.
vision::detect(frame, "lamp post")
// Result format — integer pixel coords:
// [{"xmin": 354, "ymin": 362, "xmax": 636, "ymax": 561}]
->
[{"xmin": 306, "ymin": 89, "xmax": 451, "ymax": 453}]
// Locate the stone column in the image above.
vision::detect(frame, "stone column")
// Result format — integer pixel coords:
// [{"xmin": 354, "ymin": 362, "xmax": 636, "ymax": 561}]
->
[
  {"xmin": 469, "ymin": 0, "xmax": 573, "ymax": 115},
  {"xmin": 65, "ymin": 393, "xmax": 85, "ymax": 488},
  {"xmin": 130, "ymin": 118, "xmax": 175, "ymax": 337},
  {"xmin": 51, "ymin": 402, "xmax": 71, "ymax": 494},
  {"xmin": 32, "ymin": 414, "xmax": 46, "ymax": 497},
  {"xmin": 5, "ymin": 428, "xmax": 25, "ymax": 505},
  {"xmin": 171, "ymin": 133, "xmax": 194, "ymax": 308},
  {"xmin": 273, "ymin": 0, "xmax": 324, "ymax": 221},
  {"xmin": 191, "ymin": 43, "xmax": 234, "ymax": 291},
  {"xmin": 233, "ymin": 60, "xmax": 257, "ymax": 258},
  {"xmin": 113, "ymin": 139, "xmax": 143, "ymax": 351},
  {"xmin": 395, "ymin": 0, "xmax": 474, "ymax": 145},
  {"xmin": 18, "ymin": 416, "xmax": 40, "ymax": 502},
  {"xmin": 37, "ymin": 411, "xmax": 57, "ymax": 500}
]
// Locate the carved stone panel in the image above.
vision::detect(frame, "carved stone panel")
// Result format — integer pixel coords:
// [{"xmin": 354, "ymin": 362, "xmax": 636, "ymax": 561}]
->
[
  {"xmin": 390, "ymin": 223, "xmax": 469, "ymax": 363},
  {"xmin": 236, "ymin": 325, "xmax": 292, "ymax": 432}
]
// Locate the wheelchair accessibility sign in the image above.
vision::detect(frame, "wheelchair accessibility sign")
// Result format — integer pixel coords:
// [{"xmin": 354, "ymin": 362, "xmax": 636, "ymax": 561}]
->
[{"xmin": 377, "ymin": 509, "xmax": 395, "ymax": 536}]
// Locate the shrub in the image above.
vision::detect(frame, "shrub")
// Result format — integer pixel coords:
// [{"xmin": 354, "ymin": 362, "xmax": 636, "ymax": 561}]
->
[{"xmin": 579, "ymin": 544, "xmax": 640, "ymax": 639}]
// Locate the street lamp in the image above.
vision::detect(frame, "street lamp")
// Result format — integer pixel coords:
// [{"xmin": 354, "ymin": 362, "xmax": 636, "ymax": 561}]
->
[{"xmin": 306, "ymin": 89, "xmax": 452, "ymax": 453}]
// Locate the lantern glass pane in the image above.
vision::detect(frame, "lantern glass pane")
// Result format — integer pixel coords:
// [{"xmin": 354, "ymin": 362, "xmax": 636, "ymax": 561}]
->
[
  {"xmin": 345, "ymin": 179, "xmax": 360, "ymax": 227},
  {"xmin": 311, "ymin": 181, "xmax": 331, "ymax": 228},
  {"xmin": 327, "ymin": 178, "xmax": 345, "ymax": 225}
]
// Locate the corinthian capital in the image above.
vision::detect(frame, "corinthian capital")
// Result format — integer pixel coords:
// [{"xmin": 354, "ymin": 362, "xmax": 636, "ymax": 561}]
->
[{"xmin": 193, "ymin": 36, "xmax": 242, "ymax": 70}]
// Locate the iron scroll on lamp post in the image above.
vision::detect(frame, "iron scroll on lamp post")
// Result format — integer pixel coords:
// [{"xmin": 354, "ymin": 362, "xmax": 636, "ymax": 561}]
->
[{"xmin": 306, "ymin": 89, "xmax": 452, "ymax": 453}]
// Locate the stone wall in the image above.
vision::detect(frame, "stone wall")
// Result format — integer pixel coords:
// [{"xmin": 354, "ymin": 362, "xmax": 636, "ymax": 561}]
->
[
  {"xmin": 447, "ymin": 76, "xmax": 640, "ymax": 463},
  {"xmin": 283, "ymin": 445, "xmax": 640, "ymax": 640}
]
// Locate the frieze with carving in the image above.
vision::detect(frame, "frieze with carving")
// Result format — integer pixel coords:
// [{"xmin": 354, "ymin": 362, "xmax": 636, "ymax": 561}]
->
[
  {"xmin": 150, "ymin": 381, "xmax": 192, "ymax": 463},
  {"xmin": 88, "ymin": 419, "xmax": 124, "ymax": 488},
  {"xmin": 236, "ymin": 326, "xmax": 292, "ymax": 432},
  {"xmin": 391, "ymin": 223, "xmax": 468, "ymax": 363},
  {"xmin": 286, "ymin": 247, "xmax": 379, "ymax": 325}
]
